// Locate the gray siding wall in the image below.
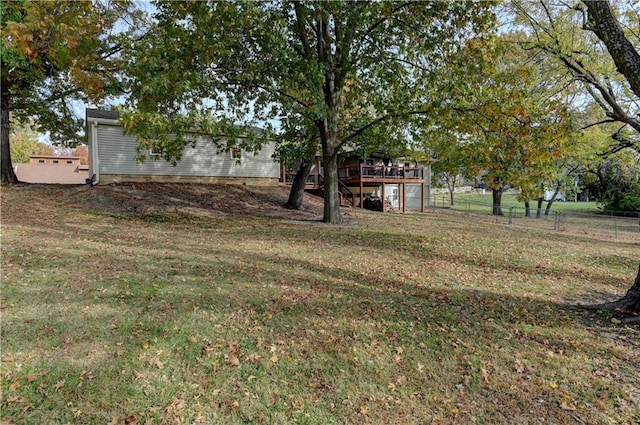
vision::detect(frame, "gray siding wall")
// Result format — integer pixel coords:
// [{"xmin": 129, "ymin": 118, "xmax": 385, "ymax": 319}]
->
[{"xmin": 95, "ymin": 124, "xmax": 279, "ymax": 179}]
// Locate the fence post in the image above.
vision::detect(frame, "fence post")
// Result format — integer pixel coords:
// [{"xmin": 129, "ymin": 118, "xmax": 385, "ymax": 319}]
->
[{"xmin": 554, "ymin": 211, "xmax": 560, "ymax": 231}]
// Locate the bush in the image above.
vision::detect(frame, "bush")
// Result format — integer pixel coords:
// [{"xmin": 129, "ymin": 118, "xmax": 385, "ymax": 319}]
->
[
  {"xmin": 618, "ymin": 191, "xmax": 640, "ymax": 212},
  {"xmin": 600, "ymin": 183, "xmax": 640, "ymax": 215}
]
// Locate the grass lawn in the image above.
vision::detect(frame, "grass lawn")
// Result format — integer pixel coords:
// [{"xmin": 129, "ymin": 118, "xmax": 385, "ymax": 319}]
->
[
  {"xmin": 447, "ymin": 192, "xmax": 601, "ymax": 215},
  {"xmin": 1, "ymin": 185, "xmax": 639, "ymax": 424}
]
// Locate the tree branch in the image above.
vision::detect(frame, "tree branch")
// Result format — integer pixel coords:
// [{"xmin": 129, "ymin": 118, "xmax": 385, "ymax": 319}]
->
[
  {"xmin": 293, "ymin": 2, "xmax": 312, "ymax": 58},
  {"xmin": 583, "ymin": 0, "xmax": 640, "ymax": 99},
  {"xmin": 337, "ymin": 109, "xmax": 432, "ymax": 150},
  {"xmin": 580, "ymin": 118, "xmax": 617, "ymax": 130}
]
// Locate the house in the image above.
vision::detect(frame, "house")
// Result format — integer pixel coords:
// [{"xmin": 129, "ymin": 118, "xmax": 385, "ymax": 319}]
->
[
  {"xmin": 13, "ymin": 155, "xmax": 89, "ymax": 184},
  {"xmin": 87, "ymin": 108, "xmax": 426, "ymax": 210},
  {"xmin": 86, "ymin": 109, "xmax": 280, "ymax": 186}
]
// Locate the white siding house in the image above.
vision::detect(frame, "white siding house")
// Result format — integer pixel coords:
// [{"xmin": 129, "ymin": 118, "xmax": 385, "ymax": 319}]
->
[{"xmin": 86, "ymin": 109, "xmax": 280, "ymax": 186}]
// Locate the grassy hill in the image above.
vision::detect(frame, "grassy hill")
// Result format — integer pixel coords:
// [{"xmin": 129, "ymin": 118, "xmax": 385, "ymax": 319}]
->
[{"xmin": 1, "ymin": 184, "xmax": 639, "ymax": 424}]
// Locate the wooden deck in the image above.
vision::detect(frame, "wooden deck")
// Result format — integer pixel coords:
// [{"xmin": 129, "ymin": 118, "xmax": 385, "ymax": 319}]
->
[
  {"xmin": 340, "ymin": 165, "xmax": 425, "ymax": 212},
  {"xmin": 338, "ymin": 164, "xmax": 424, "ymax": 185},
  {"xmin": 281, "ymin": 164, "xmax": 426, "ymax": 212}
]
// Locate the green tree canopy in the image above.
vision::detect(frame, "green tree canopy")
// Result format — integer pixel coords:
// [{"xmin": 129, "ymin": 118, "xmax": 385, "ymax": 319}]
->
[
  {"xmin": 9, "ymin": 117, "xmax": 53, "ymax": 163},
  {"xmin": 121, "ymin": 1, "xmax": 496, "ymax": 223},
  {"xmin": 415, "ymin": 36, "xmax": 573, "ymax": 215},
  {"xmin": 0, "ymin": 0, "xmax": 146, "ymax": 183}
]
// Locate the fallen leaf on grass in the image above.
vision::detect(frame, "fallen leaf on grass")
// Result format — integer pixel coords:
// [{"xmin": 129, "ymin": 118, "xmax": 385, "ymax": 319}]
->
[
  {"xmin": 480, "ymin": 367, "xmax": 490, "ymax": 383},
  {"xmin": 203, "ymin": 339, "xmax": 224, "ymax": 357},
  {"xmin": 269, "ymin": 344, "xmax": 279, "ymax": 363},
  {"xmin": 21, "ymin": 403, "xmax": 35, "ymax": 414},
  {"xmin": 124, "ymin": 413, "xmax": 138, "ymax": 424},
  {"xmin": 5, "ymin": 395, "xmax": 20, "ymax": 404},
  {"xmin": 228, "ymin": 341, "xmax": 241, "ymax": 366},
  {"xmin": 26, "ymin": 374, "xmax": 38, "ymax": 382},
  {"xmin": 165, "ymin": 397, "xmax": 186, "ymax": 412},
  {"xmin": 228, "ymin": 355, "xmax": 240, "ymax": 366},
  {"xmin": 53, "ymin": 380, "xmax": 65, "ymax": 390},
  {"xmin": 560, "ymin": 401, "xmax": 577, "ymax": 411},
  {"xmin": 148, "ymin": 358, "xmax": 164, "ymax": 369},
  {"xmin": 245, "ymin": 353, "xmax": 261, "ymax": 363}
]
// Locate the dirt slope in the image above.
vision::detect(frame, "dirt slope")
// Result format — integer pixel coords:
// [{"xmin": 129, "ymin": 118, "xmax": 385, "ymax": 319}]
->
[{"xmin": 61, "ymin": 182, "xmax": 325, "ymax": 220}]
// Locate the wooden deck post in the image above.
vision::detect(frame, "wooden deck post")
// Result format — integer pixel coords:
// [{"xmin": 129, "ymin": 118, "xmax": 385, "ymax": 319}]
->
[
  {"xmin": 402, "ymin": 183, "xmax": 406, "ymax": 213},
  {"xmin": 421, "ymin": 180, "xmax": 425, "ymax": 213},
  {"xmin": 359, "ymin": 163, "xmax": 364, "ymax": 209}
]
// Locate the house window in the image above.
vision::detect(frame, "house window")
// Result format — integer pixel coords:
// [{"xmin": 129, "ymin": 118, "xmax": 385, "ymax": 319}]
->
[
  {"xmin": 149, "ymin": 147, "xmax": 162, "ymax": 156},
  {"xmin": 53, "ymin": 160, "xmax": 59, "ymax": 164},
  {"xmin": 231, "ymin": 147, "xmax": 242, "ymax": 160},
  {"xmin": 66, "ymin": 160, "xmax": 73, "ymax": 164},
  {"xmin": 38, "ymin": 159, "xmax": 45, "ymax": 164}
]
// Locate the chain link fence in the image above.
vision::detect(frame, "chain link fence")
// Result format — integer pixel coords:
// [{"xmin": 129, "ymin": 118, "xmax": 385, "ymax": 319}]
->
[{"xmin": 437, "ymin": 199, "xmax": 640, "ymax": 242}]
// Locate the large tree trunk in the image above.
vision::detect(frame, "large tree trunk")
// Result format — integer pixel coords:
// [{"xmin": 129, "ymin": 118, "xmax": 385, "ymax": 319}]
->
[
  {"xmin": 284, "ymin": 160, "xmax": 313, "ymax": 210},
  {"xmin": 317, "ymin": 62, "xmax": 343, "ymax": 224},
  {"xmin": 545, "ymin": 200, "xmax": 555, "ymax": 216},
  {"xmin": 492, "ymin": 187, "xmax": 503, "ymax": 216},
  {"xmin": 536, "ymin": 197, "xmax": 544, "ymax": 218},
  {"xmin": 1, "ymin": 93, "xmax": 19, "ymax": 184},
  {"xmin": 584, "ymin": 1, "xmax": 640, "ymax": 100},
  {"xmin": 318, "ymin": 118, "xmax": 341, "ymax": 223},
  {"xmin": 321, "ymin": 144, "xmax": 342, "ymax": 224},
  {"xmin": 595, "ymin": 264, "xmax": 640, "ymax": 317},
  {"xmin": 545, "ymin": 184, "xmax": 561, "ymax": 216},
  {"xmin": 524, "ymin": 200, "xmax": 531, "ymax": 217}
]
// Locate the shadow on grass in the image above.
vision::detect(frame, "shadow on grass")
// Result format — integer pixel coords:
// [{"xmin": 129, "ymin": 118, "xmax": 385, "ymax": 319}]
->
[
  {"xmin": 5, "ymin": 241, "xmax": 632, "ymax": 423},
  {"xmin": 3, "ymin": 188, "xmax": 639, "ymax": 424}
]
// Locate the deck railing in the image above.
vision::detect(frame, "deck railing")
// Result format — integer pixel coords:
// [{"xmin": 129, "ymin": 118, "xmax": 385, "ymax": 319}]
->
[
  {"xmin": 338, "ymin": 164, "xmax": 424, "ymax": 180},
  {"xmin": 281, "ymin": 170, "xmax": 322, "ymax": 187},
  {"xmin": 282, "ymin": 164, "xmax": 425, "ymax": 187}
]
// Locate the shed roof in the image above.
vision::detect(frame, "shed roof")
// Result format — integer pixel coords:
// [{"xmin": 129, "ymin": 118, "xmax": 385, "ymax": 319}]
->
[
  {"xmin": 30, "ymin": 155, "xmax": 81, "ymax": 160},
  {"xmin": 86, "ymin": 108, "xmax": 120, "ymax": 120}
]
